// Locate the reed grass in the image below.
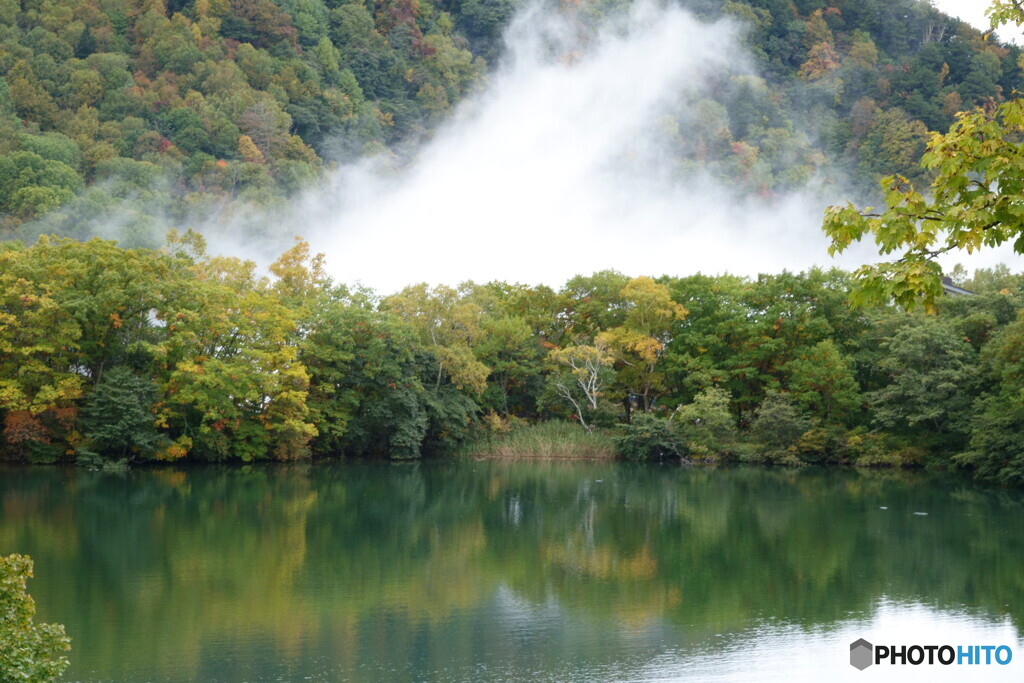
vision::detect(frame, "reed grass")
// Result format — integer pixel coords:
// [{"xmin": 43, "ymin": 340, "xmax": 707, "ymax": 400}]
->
[{"xmin": 459, "ymin": 421, "xmax": 617, "ymax": 459}]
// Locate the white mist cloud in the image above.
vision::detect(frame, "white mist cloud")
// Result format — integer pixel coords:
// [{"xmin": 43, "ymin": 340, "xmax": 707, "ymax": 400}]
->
[
  {"xmin": 931, "ymin": 0, "xmax": 1023, "ymax": 44},
  {"xmin": 292, "ymin": 0, "xmax": 1018, "ymax": 293}
]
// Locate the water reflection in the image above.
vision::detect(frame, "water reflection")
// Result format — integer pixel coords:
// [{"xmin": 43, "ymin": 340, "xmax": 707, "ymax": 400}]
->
[{"xmin": 1, "ymin": 462, "xmax": 1022, "ymax": 681}]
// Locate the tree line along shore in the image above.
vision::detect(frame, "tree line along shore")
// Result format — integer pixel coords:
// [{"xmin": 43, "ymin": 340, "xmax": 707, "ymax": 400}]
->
[{"xmin": 1, "ymin": 233, "xmax": 1022, "ymax": 485}]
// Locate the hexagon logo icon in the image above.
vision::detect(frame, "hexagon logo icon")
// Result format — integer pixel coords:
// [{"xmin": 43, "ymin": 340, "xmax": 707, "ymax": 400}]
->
[{"xmin": 850, "ymin": 638, "xmax": 873, "ymax": 670}]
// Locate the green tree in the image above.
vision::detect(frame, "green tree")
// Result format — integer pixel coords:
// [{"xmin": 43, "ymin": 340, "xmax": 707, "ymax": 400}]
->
[
  {"xmin": 302, "ymin": 303, "xmax": 429, "ymax": 459},
  {"xmin": 558, "ymin": 270, "xmax": 631, "ymax": 340},
  {"xmin": 79, "ymin": 366, "xmax": 163, "ymax": 463},
  {"xmin": 156, "ymin": 254, "xmax": 315, "ymax": 462},
  {"xmin": 662, "ymin": 273, "xmax": 751, "ymax": 406},
  {"xmin": 785, "ymin": 339, "xmax": 861, "ymax": 424},
  {"xmin": 955, "ymin": 388, "xmax": 1024, "ymax": 485},
  {"xmin": 954, "ymin": 316, "xmax": 1024, "ymax": 484},
  {"xmin": 474, "ymin": 315, "xmax": 541, "ymax": 418},
  {"xmin": 749, "ymin": 391, "xmax": 810, "ymax": 464},
  {"xmin": 855, "ymin": 108, "xmax": 930, "ymax": 185},
  {"xmin": 18, "ymin": 133, "xmax": 82, "ymax": 170},
  {"xmin": 0, "ymin": 151, "xmax": 82, "ymax": 220},
  {"xmin": 74, "ymin": 25, "xmax": 97, "ymax": 59},
  {"xmin": 868, "ymin": 317, "xmax": 979, "ymax": 452},
  {"xmin": 960, "ymin": 264, "xmax": 1024, "ymax": 296}
]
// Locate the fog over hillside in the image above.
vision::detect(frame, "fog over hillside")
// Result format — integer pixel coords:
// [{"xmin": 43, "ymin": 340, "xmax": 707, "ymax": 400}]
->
[
  {"xmin": 11, "ymin": 0, "xmax": 1019, "ymax": 289},
  {"xmin": 285, "ymin": 1, "xmax": 1016, "ymax": 292}
]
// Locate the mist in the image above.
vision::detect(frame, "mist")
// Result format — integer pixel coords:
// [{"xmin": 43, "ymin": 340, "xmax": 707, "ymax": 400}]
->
[{"xmin": 282, "ymin": 1, "xmax": 884, "ymax": 293}]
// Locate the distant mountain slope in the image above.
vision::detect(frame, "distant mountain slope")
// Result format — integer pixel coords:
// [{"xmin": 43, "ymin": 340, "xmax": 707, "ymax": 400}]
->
[{"xmin": 0, "ymin": 0, "xmax": 1016, "ymax": 243}]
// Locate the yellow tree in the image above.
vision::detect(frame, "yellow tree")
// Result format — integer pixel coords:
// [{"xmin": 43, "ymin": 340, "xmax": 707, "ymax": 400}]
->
[
  {"xmin": 597, "ymin": 277, "xmax": 687, "ymax": 419},
  {"xmin": 153, "ymin": 243, "xmax": 315, "ymax": 461},
  {"xmin": 0, "ymin": 245, "xmax": 83, "ymax": 459},
  {"xmin": 547, "ymin": 342, "xmax": 614, "ymax": 431},
  {"xmin": 0, "ymin": 237, "xmax": 185, "ymax": 460}
]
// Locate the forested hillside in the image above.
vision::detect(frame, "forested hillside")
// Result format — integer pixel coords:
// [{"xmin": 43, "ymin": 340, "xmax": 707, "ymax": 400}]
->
[
  {"xmin": 0, "ymin": 0, "xmax": 1020, "ymax": 244},
  {"xmin": 0, "ymin": 0, "xmax": 486, "ymax": 241}
]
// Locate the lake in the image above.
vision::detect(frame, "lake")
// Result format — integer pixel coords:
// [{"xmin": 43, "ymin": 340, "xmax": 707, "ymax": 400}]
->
[{"xmin": 2, "ymin": 461, "xmax": 1023, "ymax": 681}]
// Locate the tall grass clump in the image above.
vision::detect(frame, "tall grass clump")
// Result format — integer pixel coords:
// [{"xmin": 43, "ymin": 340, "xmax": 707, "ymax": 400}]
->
[{"xmin": 460, "ymin": 421, "xmax": 617, "ymax": 459}]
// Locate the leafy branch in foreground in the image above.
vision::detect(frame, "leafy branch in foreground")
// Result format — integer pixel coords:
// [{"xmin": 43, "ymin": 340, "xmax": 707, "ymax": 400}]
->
[
  {"xmin": 0, "ymin": 554, "xmax": 70, "ymax": 682},
  {"xmin": 988, "ymin": 0, "xmax": 1024, "ymax": 28},
  {"xmin": 824, "ymin": 0, "xmax": 1024, "ymax": 311},
  {"xmin": 824, "ymin": 98, "xmax": 1024, "ymax": 311}
]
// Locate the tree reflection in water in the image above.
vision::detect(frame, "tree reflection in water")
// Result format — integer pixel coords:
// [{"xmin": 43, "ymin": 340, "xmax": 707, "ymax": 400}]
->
[{"xmin": 1, "ymin": 462, "xmax": 1021, "ymax": 681}]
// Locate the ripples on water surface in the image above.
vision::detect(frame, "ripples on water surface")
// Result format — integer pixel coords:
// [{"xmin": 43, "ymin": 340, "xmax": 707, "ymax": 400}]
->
[{"xmin": 1, "ymin": 461, "xmax": 1022, "ymax": 681}]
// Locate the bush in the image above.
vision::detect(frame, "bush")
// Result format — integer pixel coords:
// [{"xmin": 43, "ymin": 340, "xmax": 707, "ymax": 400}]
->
[
  {"xmin": 845, "ymin": 428, "xmax": 925, "ymax": 468},
  {"xmin": 675, "ymin": 388, "xmax": 738, "ymax": 461},
  {"xmin": 794, "ymin": 424, "xmax": 848, "ymax": 464},
  {"xmin": 748, "ymin": 392, "xmax": 810, "ymax": 465},
  {"xmin": 615, "ymin": 413, "xmax": 686, "ymax": 461},
  {"xmin": 0, "ymin": 554, "xmax": 70, "ymax": 682}
]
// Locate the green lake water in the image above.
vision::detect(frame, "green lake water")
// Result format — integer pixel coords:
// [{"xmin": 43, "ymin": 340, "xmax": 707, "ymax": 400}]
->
[{"xmin": 2, "ymin": 461, "xmax": 1023, "ymax": 682}]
